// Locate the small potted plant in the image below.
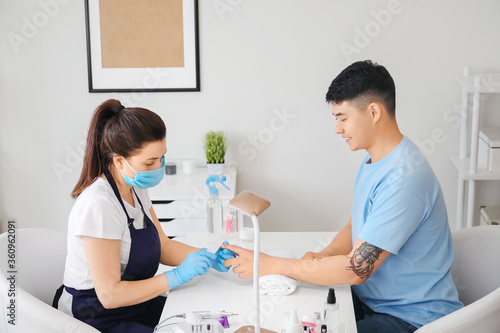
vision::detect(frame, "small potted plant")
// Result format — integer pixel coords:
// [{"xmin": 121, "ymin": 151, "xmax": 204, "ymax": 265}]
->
[{"xmin": 203, "ymin": 131, "xmax": 228, "ymax": 175}]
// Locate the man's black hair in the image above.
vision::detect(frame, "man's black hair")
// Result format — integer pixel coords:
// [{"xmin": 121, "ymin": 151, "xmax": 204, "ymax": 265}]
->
[{"xmin": 325, "ymin": 60, "xmax": 396, "ymax": 117}]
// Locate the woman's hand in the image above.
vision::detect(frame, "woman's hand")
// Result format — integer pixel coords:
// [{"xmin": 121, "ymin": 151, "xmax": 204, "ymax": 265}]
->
[
  {"xmin": 165, "ymin": 248, "xmax": 216, "ymax": 289},
  {"xmin": 221, "ymin": 244, "xmax": 273, "ymax": 279},
  {"xmin": 212, "ymin": 241, "xmax": 237, "ymax": 272}
]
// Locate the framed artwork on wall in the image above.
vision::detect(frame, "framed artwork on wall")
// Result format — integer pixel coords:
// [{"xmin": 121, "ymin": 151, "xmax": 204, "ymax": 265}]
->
[{"xmin": 84, "ymin": 0, "xmax": 200, "ymax": 92}]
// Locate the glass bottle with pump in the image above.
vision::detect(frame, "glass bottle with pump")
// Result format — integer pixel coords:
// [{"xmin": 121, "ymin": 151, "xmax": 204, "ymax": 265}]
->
[
  {"xmin": 205, "ymin": 175, "xmax": 230, "ymax": 242},
  {"xmin": 324, "ymin": 288, "xmax": 340, "ymax": 333}
]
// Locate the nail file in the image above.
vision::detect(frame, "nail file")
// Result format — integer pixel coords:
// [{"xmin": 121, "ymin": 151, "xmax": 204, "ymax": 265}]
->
[{"xmin": 206, "ymin": 233, "xmax": 230, "ymax": 254}]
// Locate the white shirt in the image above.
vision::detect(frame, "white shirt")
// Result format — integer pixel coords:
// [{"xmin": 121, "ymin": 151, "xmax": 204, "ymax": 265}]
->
[{"xmin": 62, "ymin": 177, "xmax": 153, "ymax": 290}]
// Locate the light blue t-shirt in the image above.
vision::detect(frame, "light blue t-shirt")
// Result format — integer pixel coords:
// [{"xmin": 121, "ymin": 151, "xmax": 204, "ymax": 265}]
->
[{"xmin": 351, "ymin": 136, "xmax": 463, "ymax": 328}]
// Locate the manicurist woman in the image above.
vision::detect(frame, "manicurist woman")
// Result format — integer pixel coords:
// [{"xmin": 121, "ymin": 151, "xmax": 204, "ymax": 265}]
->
[{"xmin": 53, "ymin": 99, "xmax": 235, "ymax": 332}]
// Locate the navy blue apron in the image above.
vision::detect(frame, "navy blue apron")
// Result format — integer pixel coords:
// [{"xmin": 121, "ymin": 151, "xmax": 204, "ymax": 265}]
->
[{"xmin": 54, "ymin": 169, "xmax": 165, "ymax": 333}]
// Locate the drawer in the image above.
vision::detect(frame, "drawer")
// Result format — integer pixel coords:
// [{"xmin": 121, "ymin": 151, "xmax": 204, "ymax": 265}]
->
[
  {"xmin": 159, "ymin": 218, "xmax": 206, "ymax": 237},
  {"xmin": 152, "ymin": 199, "xmax": 231, "ymax": 219},
  {"xmin": 152, "ymin": 200, "xmax": 206, "ymax": 219}
]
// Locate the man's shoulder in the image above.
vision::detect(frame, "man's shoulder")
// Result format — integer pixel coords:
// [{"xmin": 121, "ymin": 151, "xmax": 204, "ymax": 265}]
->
[
  {"xmin": 399, "ymin": 139, "xmax": 439, "ymax": 185},
  {"xmin": 367, "ymin": 138, "xmax": 441, "ymax": 203}
]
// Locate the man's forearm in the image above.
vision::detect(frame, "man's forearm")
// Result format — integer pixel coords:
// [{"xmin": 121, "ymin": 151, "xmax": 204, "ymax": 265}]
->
[
  {"xmin": 269, "ymin": 255, "xmax": 360, "ymax": 286},
  {"xmin": 318, "ymin": 218, "xmax": 353, "ymax": 257}
]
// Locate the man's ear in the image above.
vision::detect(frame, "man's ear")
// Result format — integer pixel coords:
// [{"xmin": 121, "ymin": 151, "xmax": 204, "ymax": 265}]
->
[{"xmin": 368, "ymin": 102, "xmax": 382, "ymax": 124}]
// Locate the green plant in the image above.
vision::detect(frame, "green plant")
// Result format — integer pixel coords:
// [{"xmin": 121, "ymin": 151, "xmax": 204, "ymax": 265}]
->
[{"xmin": 203, "ymin": 131, "xmax": 227, "ymax": 164}]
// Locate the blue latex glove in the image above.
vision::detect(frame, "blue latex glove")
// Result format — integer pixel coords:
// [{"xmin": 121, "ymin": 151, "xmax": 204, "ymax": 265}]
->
[
  {"xmin": 213, "ymin": 241, "xmax": 237, "ymax": 272},
  {"xmin": 165, "ymin": 249, "xmax": 216, "ymax": 289}
]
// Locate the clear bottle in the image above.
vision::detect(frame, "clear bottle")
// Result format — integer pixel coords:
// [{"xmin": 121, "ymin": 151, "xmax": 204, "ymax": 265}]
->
[
  {"xmin": 207, "ymin": 195, "xmax": 223, "ymax": 242},
  {"xmin": 206, "ymin": 176, "xmax": 230, "ymax": 242},
  {"xmin": 313, "ymin": 312, "xmax": 322, "ymax": 329},
  {"xmin": 323, "ymin": 288, "xmax": 340, "ymax": 333}
]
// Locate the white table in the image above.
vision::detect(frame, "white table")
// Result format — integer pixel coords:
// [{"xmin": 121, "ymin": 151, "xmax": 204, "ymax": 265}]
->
[{"xmin": 157, "ymin": 232, "xmax": 357, "ymax": 333}]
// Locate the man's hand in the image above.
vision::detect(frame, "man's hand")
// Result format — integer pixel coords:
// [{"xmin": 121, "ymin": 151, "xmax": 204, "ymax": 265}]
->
[{"xmin": 221, "ymin": 244, "xmax": 273, "ymax": 279}]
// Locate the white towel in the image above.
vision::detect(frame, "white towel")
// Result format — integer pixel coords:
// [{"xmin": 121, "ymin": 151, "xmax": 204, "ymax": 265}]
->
[{"xmin": 259, "ymin": 250, "xmax": 298, "ymax": 296}]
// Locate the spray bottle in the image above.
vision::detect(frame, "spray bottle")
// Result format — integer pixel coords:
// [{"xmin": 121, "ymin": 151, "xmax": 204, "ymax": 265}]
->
[
  {"xmin": 206, "ymin": 175, "xmax": 230, "ymax": 242},
  {"xmin": 282, "ymin": 309, "xmax": 302, "ymax": 333}
]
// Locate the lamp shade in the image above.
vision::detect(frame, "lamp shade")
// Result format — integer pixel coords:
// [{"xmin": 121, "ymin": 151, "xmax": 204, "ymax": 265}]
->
[{"xmin": 229, "ymin": 190, "xmax": 271, "ymax": 217}]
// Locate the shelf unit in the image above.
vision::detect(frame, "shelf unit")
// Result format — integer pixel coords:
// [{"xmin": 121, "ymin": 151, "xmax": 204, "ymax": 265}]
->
[
  {"xmin": 148, "ymin": 167, "xmax": 237, "ymax": 237},
  {"xmin": 453, "ymin": 67, "xmax": 500, "ymax": 229}
]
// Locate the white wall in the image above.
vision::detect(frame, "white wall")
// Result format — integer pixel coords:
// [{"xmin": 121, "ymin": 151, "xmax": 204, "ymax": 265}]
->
[{"xmin": 1, "ymin": 0, "xmax": 500, "ymax": 233}]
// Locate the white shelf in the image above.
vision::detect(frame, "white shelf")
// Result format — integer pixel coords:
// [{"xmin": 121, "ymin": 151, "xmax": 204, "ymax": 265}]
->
[
  {"xmin": 455, "ymin": 72, "xmax": 500, "ymax": 93},
  {"xmin": 451, "ymin": 155, "xmax": 500, "ymax": 180},
  {"xmin": 453, "ymin": 68, "xmax": 500, "ymax": 229}
]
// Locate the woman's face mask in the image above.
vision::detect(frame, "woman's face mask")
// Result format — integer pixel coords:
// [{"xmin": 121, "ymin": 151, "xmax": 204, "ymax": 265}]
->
[{"xmin": 122, "ymin": 156, "xmax": 165, "ymax": 189}]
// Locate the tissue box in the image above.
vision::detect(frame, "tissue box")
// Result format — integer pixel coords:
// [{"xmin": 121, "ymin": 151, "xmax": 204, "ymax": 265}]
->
[{"xmin": 478, "ymin": 127, "xmax": 500, "ymax": 172}]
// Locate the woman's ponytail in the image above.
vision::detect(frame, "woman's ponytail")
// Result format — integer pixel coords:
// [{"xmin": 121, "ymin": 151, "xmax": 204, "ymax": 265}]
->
[
  {"xmin": 71, "ymin": 99, "xmax": 166, "ymax": 198},
  {"xmin": 71, "ymin": 99, "xmax": 122, "ymax": 198}
]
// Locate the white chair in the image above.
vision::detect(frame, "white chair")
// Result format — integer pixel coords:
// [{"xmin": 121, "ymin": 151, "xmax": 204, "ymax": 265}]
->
[
  {"xmin": 0, "ymin": 228, "xmax": 99, "ymax": 333},
  {"xmin": 415, "ymin": 225, "xmax": 500, "ymax": 333}
]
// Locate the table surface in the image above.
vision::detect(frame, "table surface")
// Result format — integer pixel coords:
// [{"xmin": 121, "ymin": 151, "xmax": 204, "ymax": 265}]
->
[{"xmin": 157, "ymin": 232, "xmax": 357, "ymax": 333}]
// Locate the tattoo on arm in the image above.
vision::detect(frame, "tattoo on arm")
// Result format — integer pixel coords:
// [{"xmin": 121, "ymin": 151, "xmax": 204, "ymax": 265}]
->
[{"xmin": 347, "ymin": 242, "xmax": 384, "ymax": 279}]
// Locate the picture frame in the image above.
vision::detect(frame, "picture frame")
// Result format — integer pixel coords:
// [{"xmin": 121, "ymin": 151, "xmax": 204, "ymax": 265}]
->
[{"xmin": 84, "ymin": 0, "xmax": 200, "ymax": 92}]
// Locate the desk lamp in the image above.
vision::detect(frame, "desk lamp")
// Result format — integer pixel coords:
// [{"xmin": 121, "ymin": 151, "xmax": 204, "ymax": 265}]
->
[{"xmin": 229, "ymin": 191, "xmax": 275, "ymax": 333}]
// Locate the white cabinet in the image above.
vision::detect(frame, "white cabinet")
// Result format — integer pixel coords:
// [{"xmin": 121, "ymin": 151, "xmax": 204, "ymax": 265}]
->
[
  {"xmin": 148, "ymin": 167, "xmax": 237, "ymax": 237},
  {"xmin": 452, "ymin": 67, "xmax": 500, "ymax": 228}
]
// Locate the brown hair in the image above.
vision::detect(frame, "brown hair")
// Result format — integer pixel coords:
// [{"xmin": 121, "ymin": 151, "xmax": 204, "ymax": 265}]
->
[{"xmin": 71, "ymin": 99, "xmax": 166, "ymax": 198}]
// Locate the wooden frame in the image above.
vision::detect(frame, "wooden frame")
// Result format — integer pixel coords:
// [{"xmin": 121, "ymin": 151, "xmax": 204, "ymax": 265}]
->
[{"xmin": 84, "ymin": 0, "xmax": 200, "ymax": 92}]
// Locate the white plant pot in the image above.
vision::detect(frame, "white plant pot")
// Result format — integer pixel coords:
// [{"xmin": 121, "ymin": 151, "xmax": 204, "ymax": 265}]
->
[{"xmin": 207, "ymin": 163, "xmax": 224, "ymax": 176}]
